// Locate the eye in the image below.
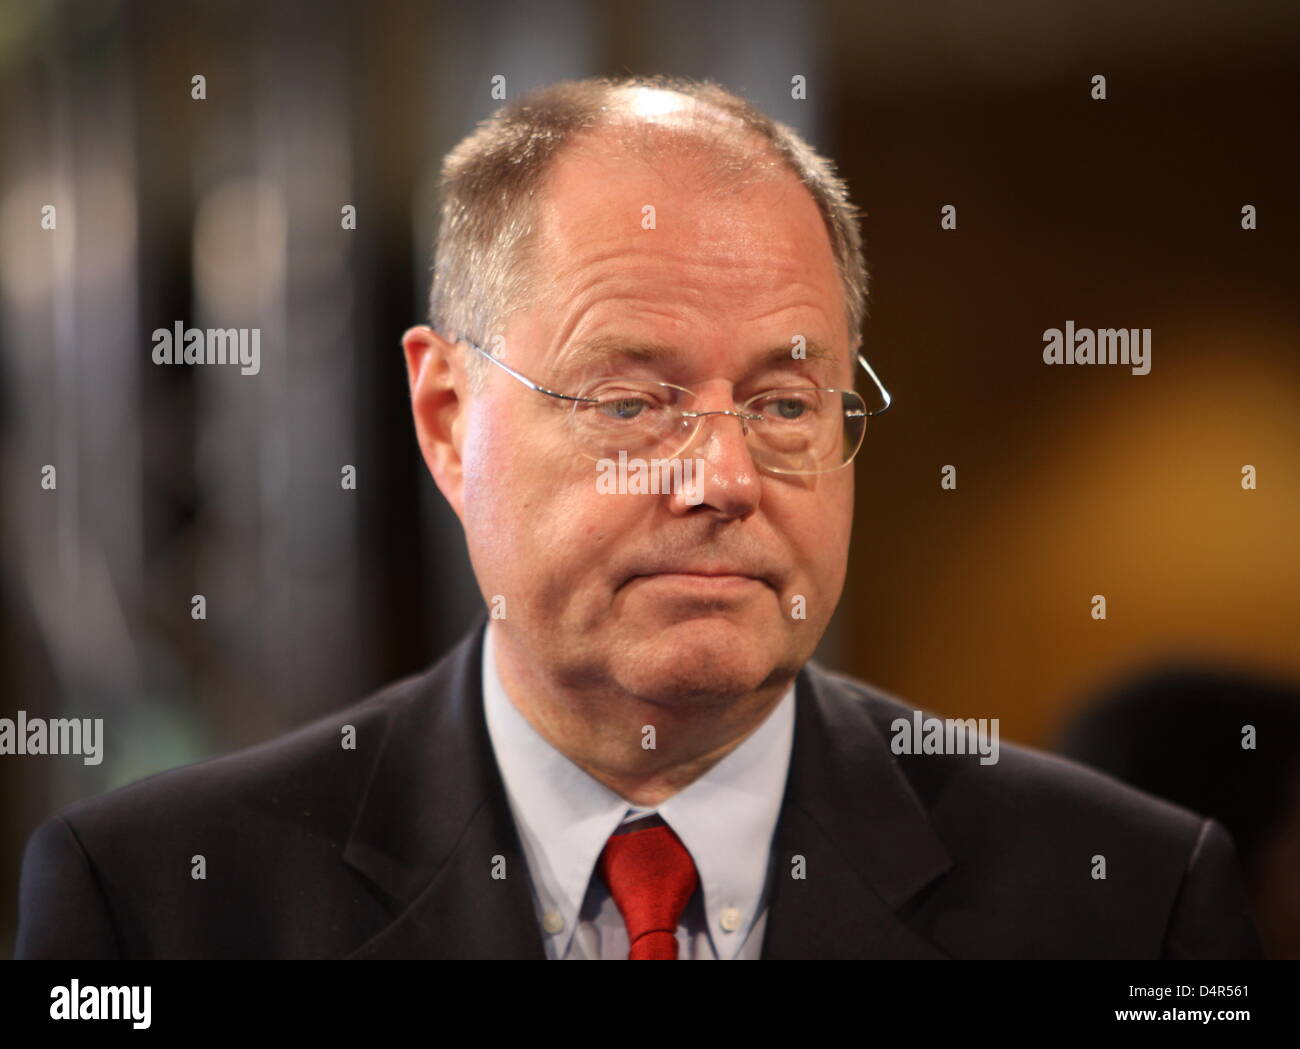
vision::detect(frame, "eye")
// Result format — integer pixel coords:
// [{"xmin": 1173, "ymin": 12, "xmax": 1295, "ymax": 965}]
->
[
  {"xmin": 584, "ymin": 383, "xmax": 674, "ymax": 422},
  {"xmin": 752, "ymin": 390, "xmax": 820, "ymax": 421},
  {"xmin": 601, "ymin": 396, "xmax": 651, "ymax": 421}
]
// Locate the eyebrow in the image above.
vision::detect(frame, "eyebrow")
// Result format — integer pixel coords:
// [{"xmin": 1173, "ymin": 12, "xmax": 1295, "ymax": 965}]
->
[{"xmin": 558, "ymin": 334, "xmax": 843, "ymax": 378}]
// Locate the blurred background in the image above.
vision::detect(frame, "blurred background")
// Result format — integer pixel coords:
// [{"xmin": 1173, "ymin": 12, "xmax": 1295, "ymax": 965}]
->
[{"xmin": 2, "ymin": 0, "xmax": 1297, "ymax": 956}]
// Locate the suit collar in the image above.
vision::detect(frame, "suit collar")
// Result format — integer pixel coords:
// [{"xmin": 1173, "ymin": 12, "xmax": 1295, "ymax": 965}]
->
[
  {"xmin": 343, "ymin": 616, "xmax": 545, "ymax": 958},
  {"xmin": 760, "ymin": 662, "xmax": 954, "ymax": 958},
  {"xmin": 342, "ymin": 620, "xmax": 952, "ymax": 959}
]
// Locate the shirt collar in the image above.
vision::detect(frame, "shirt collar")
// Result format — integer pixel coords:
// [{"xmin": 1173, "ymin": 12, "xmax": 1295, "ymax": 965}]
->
[{"xmin": 481, "ymin": 621, "xmax": 795, "ymax": 959}]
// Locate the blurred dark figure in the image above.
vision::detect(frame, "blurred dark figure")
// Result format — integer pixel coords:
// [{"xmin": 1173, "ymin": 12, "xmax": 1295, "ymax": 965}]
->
[{"xmin": 1059, "ymin": 665, "xmax": 1300, "ymax": 959}]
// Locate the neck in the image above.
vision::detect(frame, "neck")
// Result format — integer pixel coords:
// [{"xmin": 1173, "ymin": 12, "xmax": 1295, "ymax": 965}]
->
[{"xmin": 489, "ymin": 625, "xmax": 792, "ymax": 807}]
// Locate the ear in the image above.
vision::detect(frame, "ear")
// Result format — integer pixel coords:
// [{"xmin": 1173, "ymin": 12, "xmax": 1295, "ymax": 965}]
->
[{"xmin": 403, "ymin": 325, "xmax": 468, "ymax": 521}]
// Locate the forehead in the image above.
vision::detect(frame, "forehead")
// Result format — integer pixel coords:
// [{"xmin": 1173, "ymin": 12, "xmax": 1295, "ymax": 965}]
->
[{"xmin": 529, "ymin": 127, "xmax": 847, "ymax": 343}]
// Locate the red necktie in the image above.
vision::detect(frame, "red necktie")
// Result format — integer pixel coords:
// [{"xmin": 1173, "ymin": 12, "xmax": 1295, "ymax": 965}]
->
[{"xmin": 598, "ymin": 820, "xmax": 699, "ymax": 960}]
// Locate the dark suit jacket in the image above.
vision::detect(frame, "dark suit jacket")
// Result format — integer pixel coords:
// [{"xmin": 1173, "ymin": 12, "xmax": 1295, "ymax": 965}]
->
[{"xmin": 15, "ymin": 620, "xmax": 1264, "ymax": 959}]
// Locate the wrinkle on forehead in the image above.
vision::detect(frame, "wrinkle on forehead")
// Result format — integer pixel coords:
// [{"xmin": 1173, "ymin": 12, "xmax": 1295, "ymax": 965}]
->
[
  {"xmin": 505, "ymin": 108, "xmax": 847, "ymax": 371},
  {"xmin": 536, "ymin": 150, "xmax": 838, "ymax": 303}
]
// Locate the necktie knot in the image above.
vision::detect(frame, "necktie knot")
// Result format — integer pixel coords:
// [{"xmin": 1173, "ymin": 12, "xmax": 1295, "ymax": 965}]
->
[{"xmin": 598, "ymin": 820, "xmax": 699, "ymax": 960}]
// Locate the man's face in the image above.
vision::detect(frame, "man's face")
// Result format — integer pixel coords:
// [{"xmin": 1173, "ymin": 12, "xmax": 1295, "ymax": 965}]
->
[{"xmin": 454, "ymin": 130, "xmax": 855, "ymax": 706}]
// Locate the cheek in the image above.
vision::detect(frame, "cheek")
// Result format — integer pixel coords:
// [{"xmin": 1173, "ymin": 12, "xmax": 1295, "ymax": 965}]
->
[
  {"xmin": 788, "ymin": 477, "xmax": 854, "ymax": 592},
  {"xmin": 461, "ymin": 408, "xmax": 542, "ymax": 571},
  {"xmin": 460, "ymin": 415, "xmax": 508, "ymax": 531},
  {"xmin": 461, "ymin": 407, "xmax": 617, "ymax": 582}
]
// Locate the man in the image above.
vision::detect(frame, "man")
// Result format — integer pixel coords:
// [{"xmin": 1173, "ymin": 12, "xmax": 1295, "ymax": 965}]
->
[{"xmin": 15, "ymin": 76, "xmax": 1263, "ymax": 959}]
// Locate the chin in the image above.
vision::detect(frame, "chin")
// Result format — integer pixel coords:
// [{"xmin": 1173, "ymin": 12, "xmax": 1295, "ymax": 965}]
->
[{"xmin": 614, "ymin": 615, "xmax": 791, "ymax": 704}]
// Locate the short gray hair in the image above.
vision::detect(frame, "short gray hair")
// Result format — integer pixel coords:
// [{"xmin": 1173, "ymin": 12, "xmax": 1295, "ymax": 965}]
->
[{"xmin": 428, "ymin": 75, "xmax": 868, "ymax": 388}]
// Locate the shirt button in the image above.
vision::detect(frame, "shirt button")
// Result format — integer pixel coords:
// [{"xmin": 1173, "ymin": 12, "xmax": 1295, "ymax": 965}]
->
[
  {"xmin": 542, "ymin": 910, "xmax": 565, "ymax": 934},
  {"xmin": 720, "ymin": 907, "xmax": 742, "ymax": 933}
]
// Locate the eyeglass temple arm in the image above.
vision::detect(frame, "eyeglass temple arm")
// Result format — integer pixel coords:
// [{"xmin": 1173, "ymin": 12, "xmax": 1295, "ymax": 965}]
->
[
  {"xmin": 460, "ymin": 337, "xmax": 596, "ymax": 404},
  {"xmin": 857, "ymin": 353, "xmax": 892, "ymax": 415}
]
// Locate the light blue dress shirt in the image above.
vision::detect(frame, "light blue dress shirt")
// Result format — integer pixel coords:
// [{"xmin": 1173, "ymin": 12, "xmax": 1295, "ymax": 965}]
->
[{"xmin": 480, "ymin": 622, "xmax": 796, "ymax": 959}]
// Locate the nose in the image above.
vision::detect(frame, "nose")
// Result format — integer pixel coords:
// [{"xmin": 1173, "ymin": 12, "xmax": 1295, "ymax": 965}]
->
[{"xmin": 668, "ymin": 390, "xmax": 761, "ymax": 518}]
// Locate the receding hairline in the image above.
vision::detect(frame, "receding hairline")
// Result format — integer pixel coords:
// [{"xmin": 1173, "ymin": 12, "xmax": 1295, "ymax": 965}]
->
[
  {"xmin": 511, "ymin": 108, "xmax": 836, "ymax": 327},
  {"xmin": 544, "ymin": 111, "xmax": 795, "ymax": 201},
  {"xmin": 567, "ymin": 86, "xmax": 792, "ymax": 171}
]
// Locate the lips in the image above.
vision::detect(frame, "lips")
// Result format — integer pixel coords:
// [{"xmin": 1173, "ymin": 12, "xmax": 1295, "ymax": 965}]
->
[{"xmin": 622, "ymin": 565, "xmax": 774, "ymax": 590}]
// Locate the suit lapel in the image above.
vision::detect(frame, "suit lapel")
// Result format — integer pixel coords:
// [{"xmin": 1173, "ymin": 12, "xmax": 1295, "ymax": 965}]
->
[
  {"xmin": 762, "ymin": 663, "xmax": 954, "ymax": 959},
  {"xmin": 343, "ymin": 618, "xmax": 545, "ymax": 959}
]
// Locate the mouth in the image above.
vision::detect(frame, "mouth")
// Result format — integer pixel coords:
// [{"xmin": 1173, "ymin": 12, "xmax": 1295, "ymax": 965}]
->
[{"xmin": 623, "ymin": 569, "xmax": 773, "ymax": 592}]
